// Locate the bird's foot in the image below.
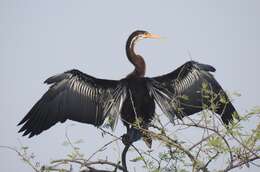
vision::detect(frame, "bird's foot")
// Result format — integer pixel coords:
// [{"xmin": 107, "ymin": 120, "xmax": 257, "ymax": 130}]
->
[
  {"xmin": 122, "ymin": 134, "xmax": 131, "ymax": 146},
  {"xmin": 122, "ymin": 128, "xmax": 142, "ymax": 146}
]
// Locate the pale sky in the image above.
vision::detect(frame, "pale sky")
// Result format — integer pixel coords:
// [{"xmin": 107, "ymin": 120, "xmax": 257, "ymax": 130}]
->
[{"xmin": 0, "ymin": 0, "xmax": 260, "ymax": 171}]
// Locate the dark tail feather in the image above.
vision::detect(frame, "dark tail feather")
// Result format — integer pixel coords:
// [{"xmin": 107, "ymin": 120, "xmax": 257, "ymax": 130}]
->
[{"xmin": 217, "ymin": 101, "xmax": 239, "ymax": 125}]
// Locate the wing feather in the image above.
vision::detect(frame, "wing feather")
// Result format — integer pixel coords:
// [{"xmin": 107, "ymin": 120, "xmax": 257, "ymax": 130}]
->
[
  {"xmin": 18, "ymin": 69, "xmax": 125, "ymax": 137},
  {"xmin": 148, "ymin": 61, "xmax": 238, "ymax": 125}
]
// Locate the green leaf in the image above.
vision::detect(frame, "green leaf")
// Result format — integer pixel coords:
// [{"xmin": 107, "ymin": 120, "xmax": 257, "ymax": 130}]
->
[
  {"xmin": 232, "ymin": 91, "xmax": 242, "ymax": 97},
  {"xmin": 180, "ymin": 95, "xmax": 189, "ymax": 101},
  {"xmin": 62, "ymin": 141, "xmax": 69, "ymax": 146},
  {"xmin": 74, "ymin": 139, "xmax": 84, "ymax": 144},
  {"xmin": 21, "ymin": 146, "xmax": 29, "ymax": 150},
  {"xmin": 202, "ymin": 82, "xmax": 208, "ymax": 89},
  {"xmin": 207, "ymin": 136, "xmax": 225, "ymax": 151},
  {"xmin": 159, "ymin": 152, "xmax": 169, "ymax": 160},
  {"xmin": 130, "ymin": 156, "xmax": 144, "ymax": 162}
]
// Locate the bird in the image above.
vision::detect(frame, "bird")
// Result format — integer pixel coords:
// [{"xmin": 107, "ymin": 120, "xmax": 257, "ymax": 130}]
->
[{"xmin": 18, "ymin": 30, "xmax": 239, "ymax": 147}]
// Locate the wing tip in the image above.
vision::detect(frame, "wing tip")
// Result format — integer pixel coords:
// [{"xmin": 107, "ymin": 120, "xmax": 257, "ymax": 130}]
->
[
  {"xmin": 44, "ymin": 72, "xmax": 71, "ymax": 84},
  {"xmin": 191, "ymin": 61, "xmax": 216, "ymax": 72},
  {"xmin": 17, "ymin": 121, "xmax": 23, "ymax": 126},
  {"xmin": 18, "ymin": 127, "xmax": 37, "ymax": 138}
]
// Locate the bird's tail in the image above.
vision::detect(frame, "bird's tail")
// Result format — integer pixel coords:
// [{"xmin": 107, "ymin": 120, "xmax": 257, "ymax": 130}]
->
[{"xmin": 216, "ymin": 100, "xmax": 239, "ymax": 125}]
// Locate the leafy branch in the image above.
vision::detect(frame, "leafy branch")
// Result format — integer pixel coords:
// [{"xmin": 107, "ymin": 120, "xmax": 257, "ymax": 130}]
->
[{"xmin": 2, "ymin": 97, "xmax": 260, "ymax": 171}]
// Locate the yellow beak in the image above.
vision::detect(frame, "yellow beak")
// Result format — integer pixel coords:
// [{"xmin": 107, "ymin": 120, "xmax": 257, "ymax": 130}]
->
[{"xmin": 144, "ymin": 33, "xmax": 161, "ymax": 39}]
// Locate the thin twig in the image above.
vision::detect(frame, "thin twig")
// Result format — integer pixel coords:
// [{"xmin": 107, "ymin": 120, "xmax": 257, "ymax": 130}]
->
[
  {"xmin": 87, "ymin": 138, "xmax": 119, "ymax": 161},
  {"xmin": 0, "ymin": 145, "xmax": 40, "ymax": 172}
]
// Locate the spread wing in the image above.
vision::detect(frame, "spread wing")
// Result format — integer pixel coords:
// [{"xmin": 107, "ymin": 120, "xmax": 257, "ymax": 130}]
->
[
  {"xmin": 18, "ymin": 69, "xmax": 126, "ymax": 137},
  {"xmin": 147, "ymin": 61, "xmax": 239, "ymax": 125}
]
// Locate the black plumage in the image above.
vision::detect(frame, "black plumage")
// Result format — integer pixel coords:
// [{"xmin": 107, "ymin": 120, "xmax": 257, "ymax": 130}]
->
[{"xmin": 18, "ymin": 30, "xmax": 238, "ymax": 145}]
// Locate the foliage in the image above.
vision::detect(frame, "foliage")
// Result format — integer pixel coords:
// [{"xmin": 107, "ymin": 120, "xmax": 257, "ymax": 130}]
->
[{"xmin": 1, "ymin": 95, "xmax": 260, "ymax": 172}]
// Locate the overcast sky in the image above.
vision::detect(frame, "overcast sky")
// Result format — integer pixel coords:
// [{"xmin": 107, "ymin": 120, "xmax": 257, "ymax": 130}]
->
[{"xmin": 0, "ymin": 0, "xmax": 260, "ymax": 171}]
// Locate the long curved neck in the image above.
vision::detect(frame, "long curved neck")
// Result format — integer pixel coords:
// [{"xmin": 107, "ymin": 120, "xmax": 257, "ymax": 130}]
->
[{"xmin": 126, "ymin": 36, "xmax": 146, "ymax": 78}]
